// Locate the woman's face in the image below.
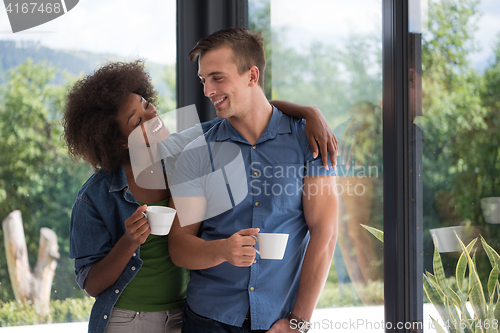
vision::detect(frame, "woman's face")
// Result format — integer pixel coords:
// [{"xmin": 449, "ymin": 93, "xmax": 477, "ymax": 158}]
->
[{"xmin": 117, "ymin": 93, "xmax": 169, "ymax": 147}]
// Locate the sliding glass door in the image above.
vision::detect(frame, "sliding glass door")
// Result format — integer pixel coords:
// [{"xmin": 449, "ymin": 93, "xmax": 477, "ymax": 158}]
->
[
  {"xmin": 420, "ymin": 0, "xmax": 500, "ymax": 331},
  {"xmin": 249, "ymin": 1, "xmax": 385, "ymax": 331}
]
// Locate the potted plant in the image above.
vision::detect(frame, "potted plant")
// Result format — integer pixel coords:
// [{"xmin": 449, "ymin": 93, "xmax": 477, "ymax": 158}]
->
[{"xmin": 362, "ymin": 225, "xmax": 500, "ymax": 332}]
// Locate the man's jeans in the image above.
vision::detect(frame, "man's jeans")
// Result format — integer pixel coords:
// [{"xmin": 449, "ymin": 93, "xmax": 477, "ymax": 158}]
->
[{"xmin": 181, "ymin": 306, "xmax": 267, "ymax": 333}]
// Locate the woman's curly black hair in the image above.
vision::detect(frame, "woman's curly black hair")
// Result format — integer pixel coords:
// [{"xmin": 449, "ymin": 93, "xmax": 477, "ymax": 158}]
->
[{"xmin": 63, "ymin": 60, "xmax": 158, "ymax": 171}]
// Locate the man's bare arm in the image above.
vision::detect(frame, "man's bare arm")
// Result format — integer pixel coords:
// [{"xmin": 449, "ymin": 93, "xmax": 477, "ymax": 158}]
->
[
  {"xmin": 267, "ymin": 175, "xmax": 338, "ymax": 333},
  {"xmin": 168, "ymin": 197, "xmax": 259, "ymax": 270},
  {"xmin": 291, "ymin": 175, "xmax": 339, "ymax": 319}
]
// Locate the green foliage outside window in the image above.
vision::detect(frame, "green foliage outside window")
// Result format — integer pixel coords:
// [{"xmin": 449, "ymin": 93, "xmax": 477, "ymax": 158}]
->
[
  {"xmin": 0, "ymin": 59, "xmax": 92, "ymax": 301},
  {"xmin": 0, "ymin": 297, "xmax": 94, "ymax": 326},
  {"xmin": 0, "ymin": 57, "xmax": 177, "ymax": 306},
  {"xmin": 419, "ymin": 0, "xmax": 500, "ymax": 282}
]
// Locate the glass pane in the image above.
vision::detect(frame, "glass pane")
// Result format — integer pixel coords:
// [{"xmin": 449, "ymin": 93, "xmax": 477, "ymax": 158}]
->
[
  {"xmin": 250, "ymin": 0, "xmax": 384, "ymax": 330},
  {"xmin": 420, "ymin": 0, "xmax": 500, "ymax": 331},
  {"xmin": 0, "ymin": 1, "xmax": 176, "ymax": 328}
]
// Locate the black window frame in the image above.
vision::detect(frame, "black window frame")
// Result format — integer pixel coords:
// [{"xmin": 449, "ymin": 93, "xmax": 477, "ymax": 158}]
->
[{"xmin": 383, "ymin": 0, "xmax": 423, "ymax": 331}]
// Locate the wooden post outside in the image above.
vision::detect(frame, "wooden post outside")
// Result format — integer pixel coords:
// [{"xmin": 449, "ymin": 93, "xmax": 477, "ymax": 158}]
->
[
  {"xmin": 2, "ymin": 210, "xmax": 33, "ymax": 301},
  {"xmin": 33, "ymin": 227, "xmax": 60, "ymax": 317},
  {"xmin": 2, "ymin": 210, "xmax": 60, "ymax": 319}
]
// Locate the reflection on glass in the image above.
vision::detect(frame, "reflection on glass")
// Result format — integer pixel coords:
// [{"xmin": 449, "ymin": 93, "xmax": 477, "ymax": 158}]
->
[
  {"xmin": 250, "ymin": 0, "xmax": 384, "ymax": 329},
  {"xmin": 421, "ymin": 0, "xmax": 500, "ymax": 330},
  {"xmin": 336, "ymin": 100, "xmax": 383, "ymax": 305}
]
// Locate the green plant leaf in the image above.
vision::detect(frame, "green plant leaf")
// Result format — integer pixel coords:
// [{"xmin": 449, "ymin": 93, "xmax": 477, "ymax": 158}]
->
[
  {"xmin": 447, "ymin": 287, "xmax": 465, "ymax": 333},
  {"xmin": 428, "ymin": 272, "xmax": 449, "ymax": 302},
  {"xmin": 426, "ymin": 273, "xmax": 465, "ymax": 332},
  {"xmin": 427, "ymin": 271, "xmax": 439, "ymax": 286},
  {"xmin": 457, "ymin": 238, "xmax": 478, "ymax": 296},
  {"xmin": 486, "ymin": 282, "xmax": 496, "ymax": 333},
  {"xmin": 448, "ymin": 286, "xmax": 462, "ymax": 308},
  {"xmin": 493, "ymin": 281, "xmax": 500, "ymax": 328},
  {"xmin": 481, "ymin": 235, "xmax": 500, "ymax": 269},
  {"xmin": 432, "ymin": 234, "xmax": 453, "ymax": 302},
  {"xmin": 457, "ymin": 236, "xmax": 487, "ymax": 321},
  {"xmin": 360, "ymin": 224, "xmax": 384, "ymax": 242},
  {"xmin": 460, "ymin": 301, "xmax": 475, "ymax": 333},
  {"xmin": 444, "ymin": 296, "xmax": 464, "ymax": 333},
  {"xmin": 488, "ymin": 265, "xmax": 499, "ymax": 299},
  {"xmin": 424, "ymin": 273, "xmax": 450, "ymax": 324},
  {"xmin": 430, "ymin": 315, "xmax": 448, "ymax": 333},
  {"xmin": 459, "ymin": 272, "xmax": 476, "ymax": 331}
]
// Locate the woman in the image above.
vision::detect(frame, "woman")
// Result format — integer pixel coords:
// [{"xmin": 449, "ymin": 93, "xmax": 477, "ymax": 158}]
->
[{"xmin": 63, "ymin": 60, "xmax": 337, "ymax": 333}]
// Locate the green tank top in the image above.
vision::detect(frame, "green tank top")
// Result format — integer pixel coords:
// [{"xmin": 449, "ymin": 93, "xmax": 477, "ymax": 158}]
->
[{"xmin": 114, "ymin": 198, "xmax": 189, "ymax": 311}]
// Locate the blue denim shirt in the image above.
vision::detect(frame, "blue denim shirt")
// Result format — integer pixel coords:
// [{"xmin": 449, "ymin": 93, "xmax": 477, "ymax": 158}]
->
[
  {"xmin": 172, "ymin": 108, "xmax": 336, "ymax": 330},
  {"xmin": 69, "ymin": 166, "xmax": 143, "ymax": 333}
]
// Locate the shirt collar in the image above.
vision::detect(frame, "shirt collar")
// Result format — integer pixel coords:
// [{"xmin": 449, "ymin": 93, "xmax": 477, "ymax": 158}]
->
[
  {"xmin": 215, "ymin": 106, "xmax": 291, "ymax": 144},
  {"xmin": 109, "ymin": 165, "xmax": 128, "ymax": 193}
]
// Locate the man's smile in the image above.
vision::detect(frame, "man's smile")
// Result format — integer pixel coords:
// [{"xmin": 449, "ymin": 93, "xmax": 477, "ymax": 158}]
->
[{"xmin": 212, "ymin": 96, "xmax": 227, "ymax": 107}]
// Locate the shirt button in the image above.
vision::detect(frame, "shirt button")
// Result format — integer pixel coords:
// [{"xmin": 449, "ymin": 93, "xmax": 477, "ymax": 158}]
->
[
  {"xmin": 253, "ymin": 172, "xmax": 258, "ymax": 177},
  {"xmin": 115, "ymin": 289, "xmax": 119, "ymax": 294},
  {"xmin": 255, "ymin": 202, "xmax": 260, "ymax": 207},
  {"xmin": 103, "ymin": 315, "xmax": 108, "ymax": 320},
  {"xmin": 131, "ymin": 266, "xmax": 136, "ymax": 271},
  {"xmin": 252, "ymin": 145, "xmax": 256, "ymax": 149},
  {"xmin": 250, "ymin": 287, "xmax": 255, "ymax": 291},
  {"xmin": 133, "ymin": 253, "xmax": 137, "ymax": 257},
  {"xmin": 253, "ymin": 259, "xmax": 257, "ymax": 264}
]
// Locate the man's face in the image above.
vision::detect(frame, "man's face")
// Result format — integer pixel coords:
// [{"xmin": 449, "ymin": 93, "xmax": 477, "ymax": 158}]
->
[{"xmin": 198, "ymin": 47, "xmax": 251, "ymax": 119}]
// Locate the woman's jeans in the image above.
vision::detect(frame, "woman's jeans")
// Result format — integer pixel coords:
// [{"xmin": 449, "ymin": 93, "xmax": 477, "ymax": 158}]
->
[{"xmin": 104, "ymin": 307, "xmax": 183, "ymax": 333}]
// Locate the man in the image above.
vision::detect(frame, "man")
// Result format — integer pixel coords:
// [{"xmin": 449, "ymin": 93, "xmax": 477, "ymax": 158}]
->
[{"xmin": 168, "ymin": 28, "xmax": 338, "ymax": 333}]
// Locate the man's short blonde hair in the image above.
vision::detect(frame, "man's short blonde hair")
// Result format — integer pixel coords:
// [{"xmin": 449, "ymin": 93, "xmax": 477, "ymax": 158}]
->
[{"xmin": 189, "ymin": 27, "xmax": 266, "ymax": 88}]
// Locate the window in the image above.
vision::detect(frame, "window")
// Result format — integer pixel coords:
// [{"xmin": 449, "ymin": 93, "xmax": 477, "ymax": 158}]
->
[
  {"xmin": 0, "ymin": 1, "xmax": 176, "ymax": 327},
  {"xmin": 420, "ymin": 0, "xmax": 500, "ymax": 330},
  {"xmin": 249, "ymin": 0, "xmax": 385, "ymax": 329}
]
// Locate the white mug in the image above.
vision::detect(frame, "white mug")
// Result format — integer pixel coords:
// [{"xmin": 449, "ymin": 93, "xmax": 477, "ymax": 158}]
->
[
  {"xmin": 254, "ymin": 233, "xmax": 289, "ymax": 260},
  {"xmin": 145, "ymin": 206, "xmax": 176, "ymax": 236}
]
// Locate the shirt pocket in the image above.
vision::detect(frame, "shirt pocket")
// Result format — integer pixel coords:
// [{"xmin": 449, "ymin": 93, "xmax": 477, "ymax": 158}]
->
[{"xmin": 271, "ymin": 164, "xmax": 304, "ymax": 210}]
